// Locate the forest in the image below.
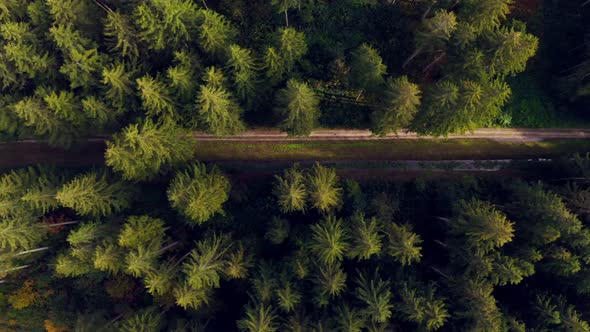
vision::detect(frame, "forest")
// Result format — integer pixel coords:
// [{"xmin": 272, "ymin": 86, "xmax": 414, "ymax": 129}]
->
[
  {"xmin": 0, "ymin": 0, "xmax": 587, "ymax": 148},
  {"xmin": 2, "ymin": 0, "xmax": 590, "ymax": 331},
  {"xmin": 3, "ymin": 156, "xmax": 590, "ymax": 331}
]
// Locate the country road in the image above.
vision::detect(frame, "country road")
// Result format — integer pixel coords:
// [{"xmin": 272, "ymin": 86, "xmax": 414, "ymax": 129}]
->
[
  {"xmin": 191, "ymin": 128, "xmax": 590, "ymax": 142},
  {"xmin": 1, "ymin": 128, "xmax": 589, "ymax": 170}
]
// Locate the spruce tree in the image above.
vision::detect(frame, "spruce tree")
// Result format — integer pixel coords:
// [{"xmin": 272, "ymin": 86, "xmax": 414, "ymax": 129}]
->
[
  {"xmin": 167, "ymin": 163, "xmax": 230, "ymax": 225},
  {"xmin": 105, "ymin": 120, "xmax": 194, "ymax": 181},
  {"xmin": 371, "ymin": 76, "xmax": 421, "ymax": 135},
  {"xmin": 136, "ymin": 74, "xmax": 176, "ymax": 118},
  {"xmin": 354, "ymin": 270, "xmax": 393, "ymax": 323},
  {"xmin": 56, "ymin": 171, "xmax": 130, "ymax": 217},
  {"xmin": 273, "ymin": 165, "xmax": 308, "ymax": 213},
  {"xmin": 274, "ymin": 79, "xmax": 319, "ymax": 136},
  {"xmin": 310, "ymin": 215, "xmax": 348, "ymax": 265},
  {"xmin": 349, "ymin": 44, "xmax": 387, "ymax": 97},
  {"xmin": 198, "ymin": 9, "xmax": 235, "ymax": 55},
  {"xmin": 307, "ymin": 163, "xmax": 342, "ymax": 212},
  {"xmin": 384, "ymin": 223, "xmax": 423, "ymax": 266}
]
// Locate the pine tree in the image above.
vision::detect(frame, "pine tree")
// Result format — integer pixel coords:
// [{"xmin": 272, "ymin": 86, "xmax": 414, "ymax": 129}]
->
[
  {"xmin": 226, "ymin": 243, "xmax": 252, "ymax": 279},
  {"xmin": 167, "ymin": 163, "xmax": 230, "ymax": 225},
  {"xmin": 103, "ymin": 10, "xmax": 139, "ymax": 58},
  {"xmin": 334, "ymin": 303, "xmax": 366, "ymax": 332},
  {"xmin": 276, "ymin": 282, "xmax": 301, "ymax": 312},
  {"xmin": 144, "ymin": 262, "xmax": 177, "ymax": 296},
  {"xmin": 272, "ymin": 0, "xmax": 298, "ymax": 26},
  {"xmin": 227, "ymin": 45, "xmax": 257, "ymax": 103},
  {"xmin": 398, "ymin": 285, "xmax": 449, "ymax": 331},
  {"xmin": 118, "ymin": 215, "xmax": 166, "ymax": 250},
  {"xmin": 458, "ymin": 0, "xmax": 511, "ymax": 33},
  {"xmin": 347, "ymin": 212, "xmax": 382, "ymax": 260},
  {"xmin": 279, "ymin": 27, "xmax": 307, "ymax": 72},
  {"xmin": 313, "ymin": 261, "xmax": 347, "ymax": 302},
  {"xmin": 81, "ymin": 96, "xmax": 116, "ymax": 128},
  {"xmin": 274, "ymin": 79, "xmax": 319, "ymax": 136},
  {"xmin": 55, "ymin": 253, "xmax": 94, "ymax": 277},
  {"xmin": 265, "ymin": 217, "xmax": 291, "ymax": 244},
  {"xmin": 310, "ymin": 215, "xmax": 349, "ymax": 265},
  {"xmin": 450, "ymin": 199, "xmax": 514, "ymax": 254},
  {"xmin": 198, "ymin": 9, "xmax": 235, "ymax": 55},
  {"xmin": 196, "ymin": 67, "xmax": 245, "ymax": 135},
  {"xmin": 487, "ymin": 27, "xmax": 539, "ymax": 77},
  {"xmin": 136, "ymin": 74, "xmax": 176, "ymax": 118},
  {"xmin": 102, "ymin": 63, "xmax": 134, "ymax": 108},
  {"xmin": 349, "ymin": 44, "xmax": 387, "ymax": 97},
  {"xmin": 105, "ymin": 120, "xmax": 194, "ymax": 181},
  {"xmin": 93, "ymin": 242, "xmax": 124, "ymax": 274},
  {"xmin": 237, "ymin": 302, "xmax": 278, "ymax": 332},
  {"xmin": 12, "ymin": 96, "xmax": 74, "ymax": 147},
  {"xmin": 43, "ymin": 90, "xmax": 84, "ymax": 125},
  {"xmin": 56, "ymin": 171, "xmax": 130, "ymax": 217},
  {"xmin": 454, "ymin": 279, "xmax": 503, "ymax": 331},
  {"xmin": 182, "ymin": 233, "xmax": 231, "ymax": 290},
  {"xmin": 0, "ymin": 218, "xmax": 45, "ymax": 252},
  {"xmin": 125, "ymin": 245, "xmax": 159, "ymax": 277},
  {"xmin": 273, "ymin": 164, "xmax": 307, "ymax": 213},
  {"xmin": 354, "ymin": 270, "xmax": 393, "ymax": 323},
  {"xmin": 404, "ymin": 10, "xmax": 457, "ymax": 68},
  {"xmin": 371, "ymin": 76, "xmax": 421, "ymax": 135},
  {"xmin": 59, "ymin": 47, "xmax": 103, "ymax": 90},
  {"xmin": 307, "ymin": 163, "xmax": 342, "ymax": 213},
  {"xmin": 118, "ymin": 308, "xmax": 162, "ymax": 332},
  {"xmin": 264, "ymin": 47, "xmax": 284, "ymax": 80},
  {"xmin": 384, "ymin": 223, "xmax": 423, "ymax": 265},
  {"xmin": 174, "ymin": 282, "xmax": 210, "ymax": 310}
]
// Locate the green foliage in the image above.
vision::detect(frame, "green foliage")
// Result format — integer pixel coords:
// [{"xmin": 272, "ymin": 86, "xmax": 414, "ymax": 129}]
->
[
  {"xmin": 182, "ymin": 233, "xmax": 232, "ymax": 290},
  {"xmin": 103, "ymin": 11, "xmax": 139, "ymax": 58},
  {"xmin": 398, "ymin": 285, "xmax": 449, "ymax": 331},
  {"xmin": 118, "ymin": 215, "xmax": 166, "ymax": 249},
  {"xmin": 347, "ymin": 212, "xmax": 382, "ymax": 260},
  {"xmin": 384, "ymin": 223, "xmax": 422, "ymax": 266},
  {"xmin": 451, "ymin": 199, "xmax": 514, "ymax": 254},
  {"xmin": 56, "ymin": 171, "xmax": 130, "ymax": 217},
  {"xmin": 274, "ymin": 79, "xmax": 319, "ymax": 136},
  {"xmin": 167, "ymin": 163, "xmax": 230, "ymax": 225},
  {"xmin": 136, "ymin": 74, "xmax": 176, "ymax": 118},
  {"xmin": 349, "ymin": 44, "xmax": 386, "ymax": 94},
  {"xmin": 313, "ymin": 261, "xmax": 347, "ymax": 301},
  {"xmin": 118, "ymin": 308, "xmax": 162, "ymax": 332},
  {"xmin": 265, "ymin": 217, "xmax": 290, "ymax": 245},
  {"xmin": 0, "ymin": 218, "xmax": 45, "ymax": 251},
  {"xmin": 198, "ymin": 9, "xmax": 235, "ymax": 55},
  {"xmin": 310, "ymin": 215, "xmax": 348, "ymax": 265},
  {"xmin": 488, "ymin": 27, "xmax": 539, "ymax": 78},
  {"xmin": 196, "ymin": 67, "xmax": 245, "ymax": 135},
  {"xmin": 354, "ymin": 270, "xmax": 393, "ymax": 323},
  {"xmin": 372, "ymin": 76, "xmax": 421, "ymax": 135},
  {"xmin": 307, "ymin": 163, "xmax": 342, "ymax": 213},
  {"xmin": 273, "ymin": 164, "xmax": 307, "ymax": 213},
  {"xmin": 237, "ymin": 302, "xmax": 278, "ymax": 332},
  {"xmin": 105, "ymin": 120, "xmax": 194, "ymax": 181}
]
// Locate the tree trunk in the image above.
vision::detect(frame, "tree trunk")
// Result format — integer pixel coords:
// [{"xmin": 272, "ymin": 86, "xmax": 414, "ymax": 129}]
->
[
  {"xmin": 158, "ymin": 241, "xmax": 179, "ymax": 254},
  {"xmin": 46, "ymin": 221, "xmax": 80, "ymax": 227},
  {"xmin": 201, "ymin": 0, "xmax": 208, "ymax": 9},
  {"xmin": 285, "ymin": 10, "xmax": 289, "ymax": 27},
  {"xmin": 403, "ymin": 47, "xmax": 423, "ymax": 68},
  {"xmin": 421, "ymin": 0, "xmax": 437, "ymax": 20},
  {"xmin": 422, "ymin": 51, "xmax": 446, "ymax": 73},
  {"xmin": 2, "ymin": 264, "xmax": 30, "ymax": 273},
  {"xmin": 15, "ymin": 247, "xmax": 49, "ymax": 256},
  {"xmin": 355, "ymin": 90, "xmax": 364, "ymax": 101}
]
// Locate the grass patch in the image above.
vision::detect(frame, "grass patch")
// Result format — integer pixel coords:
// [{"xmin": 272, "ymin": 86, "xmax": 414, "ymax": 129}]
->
[{"xmin": 194, "ymin": 139, "xmax": 590, "ymax": 161}]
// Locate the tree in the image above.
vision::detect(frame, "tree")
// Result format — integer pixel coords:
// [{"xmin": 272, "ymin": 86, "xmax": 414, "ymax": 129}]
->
[
  {"xmin": 384, "ymin": 223, "xmax": 423, "ymax": 265},
  {"xmin": 174, "ymin": 282, "xmax": 210, "ymax": 310},
  {"xmin": 450, "ymin": 199, "xmax": 514, "ymax": 254},
  {"xmin": 227, "ymin": 45, "xmax": 257, "ymax": 103},
  {"xmin": 276, "ymin": 282, "xmax": 301, "ymax": 312},
  {"xmin": 103, "ymin": 10, "xmax": 139, "ymax": 58},
  {"xmin": 347, "ymin": 212, "xmax": 382, "ymax": 260},
  {"xmin": 371, "ymin": 76, "xmax": 421, "ymax": 135},
  {"xmin": 237, "ymin": 302, "xmax": 278, "ymax": 332},
  {"xmin": 487, "ymin": 27, "xmax": 539, "ymax": 77},
  {"xmin": 102, "ymin": 63, "xmax": 134, "ymax": 108},
  {"xmin": 118, "ymin": 215, "xmax": 166, "ymax": 250},
  {"xmin": 125, "ymin": 245, "xmax": 159, "ymax": 277},
  {"xmin": 167, "ymin": 163, "xmax": 230, "ymax": 225},
  {"xmin": 458, "ymin": 0, "xmax": 511, "ymax": 33},
  {"xmin": 334, "ymin": 303, "xmax": 366, "ymax": 332},
  {"xmin": 56, "ymin": 171, "xmax": 130, "ymax": 217},
  {"xmin": 136, "ymin": 74, "xmax": 176, "ymax": 118},
  {"xmin": 118, "ymin": 308, "xmax": 162, "ymax": 332},
  {"xmin": 265, "ymin": 218, "xmax": 290, "ymax": 245},
  {"xmin": 279, "ymin": 28, "xmax": 307, "ymax": 72},
  {"xmin": 349, "ymin": 44, "xmax": 387, "ymax": 98},
  {"xmin": 105, "ymin": 120, "xmax": 195, "ymax": 181},
  {"xmin": 354, "ymin": 270, "xmax": 393, "ymax": 323},
  {"xmin": 273, "ymin": 164, "xmax": 307, "ymax": 213},
  {"xmin": 307, "ymin": 163, "xmax": 342, "ymax": 212},
  {"xmin": 196, "ymin": 67, "xmax": 245, "ymax": 135},
  {"xmin": 398, "ymin": 285, "xmax": 449, "ymax": 331},
  {"xmin": 0, "ymin": 218, "xmax": 45, "ymax": 252},
  {"xmin": 404, "ymin": 10, "xmax": 457, "ymax": 68},
  {"xmin": 274, "ymin": 79, "xmax": 319, "ymax": 136},
  {"xmin": 43, "ymin": 90, "xmax": 84, "ymax": 125},
  {"xmin": 272, "ymin": 0, "xmax": 298, "ymax": 26},
  {"xmin": 94, "ymin": 242, "xmax": 124, "ymax": 274},
  {"xmin": 313, "ymin": 262, "xmax": 347, "ymax": 302},
  {"xmin": 310, "ymin": 216, "xmax": 348, "ymax": 265},
  {"xmin": 182, "ymin": 233, "xmax": 231, "ymax": 290},
  {"xmin": 454, "ymin": 279, "xmax": 503, "ymax": 331},
  {"xmin": 198, "ymin": 9, "xmax": 235, "ymax": 55}
]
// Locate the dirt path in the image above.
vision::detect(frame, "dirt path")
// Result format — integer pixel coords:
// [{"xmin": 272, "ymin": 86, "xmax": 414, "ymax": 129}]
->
[{"xmin": 193, "ymin": 128, "xmax": 590, "ymax": 142}]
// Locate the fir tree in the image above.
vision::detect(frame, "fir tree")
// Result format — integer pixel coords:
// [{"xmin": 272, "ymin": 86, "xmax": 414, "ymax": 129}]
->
[
  {"xmin": 274, "ymin": 79, "xmax": 319, "ymax": 136},
  {"xmin": 371, "ymin": 76, "xmax": 421, "ymax": 135},
  {"xmin": 310, "ymin": 215, "xmax": 349, "ymax": 265},
  {"xmin": 307, "ymin": 163, "xmax": 342, "ymax": 213},
  {"xmin": 273, "ymin": 164, "xmax": 308, "ymax": 213}
]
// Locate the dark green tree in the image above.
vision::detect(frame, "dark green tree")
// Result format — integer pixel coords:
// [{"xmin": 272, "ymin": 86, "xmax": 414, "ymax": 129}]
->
[{"xmin": 274, "ymin": 79, "xmax": 319, "ymax": 136}]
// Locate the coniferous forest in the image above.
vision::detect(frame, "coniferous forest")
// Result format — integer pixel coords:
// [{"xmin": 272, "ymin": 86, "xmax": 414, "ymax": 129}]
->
[{"xmin": 2, "ymin": 0, "xmax": 590, "ymax": 331}]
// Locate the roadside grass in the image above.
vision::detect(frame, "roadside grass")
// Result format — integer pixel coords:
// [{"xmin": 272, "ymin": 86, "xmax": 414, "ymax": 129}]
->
[{"xmin": 194, "ymin": 139, "xmax": 590, "ymax": 161}]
